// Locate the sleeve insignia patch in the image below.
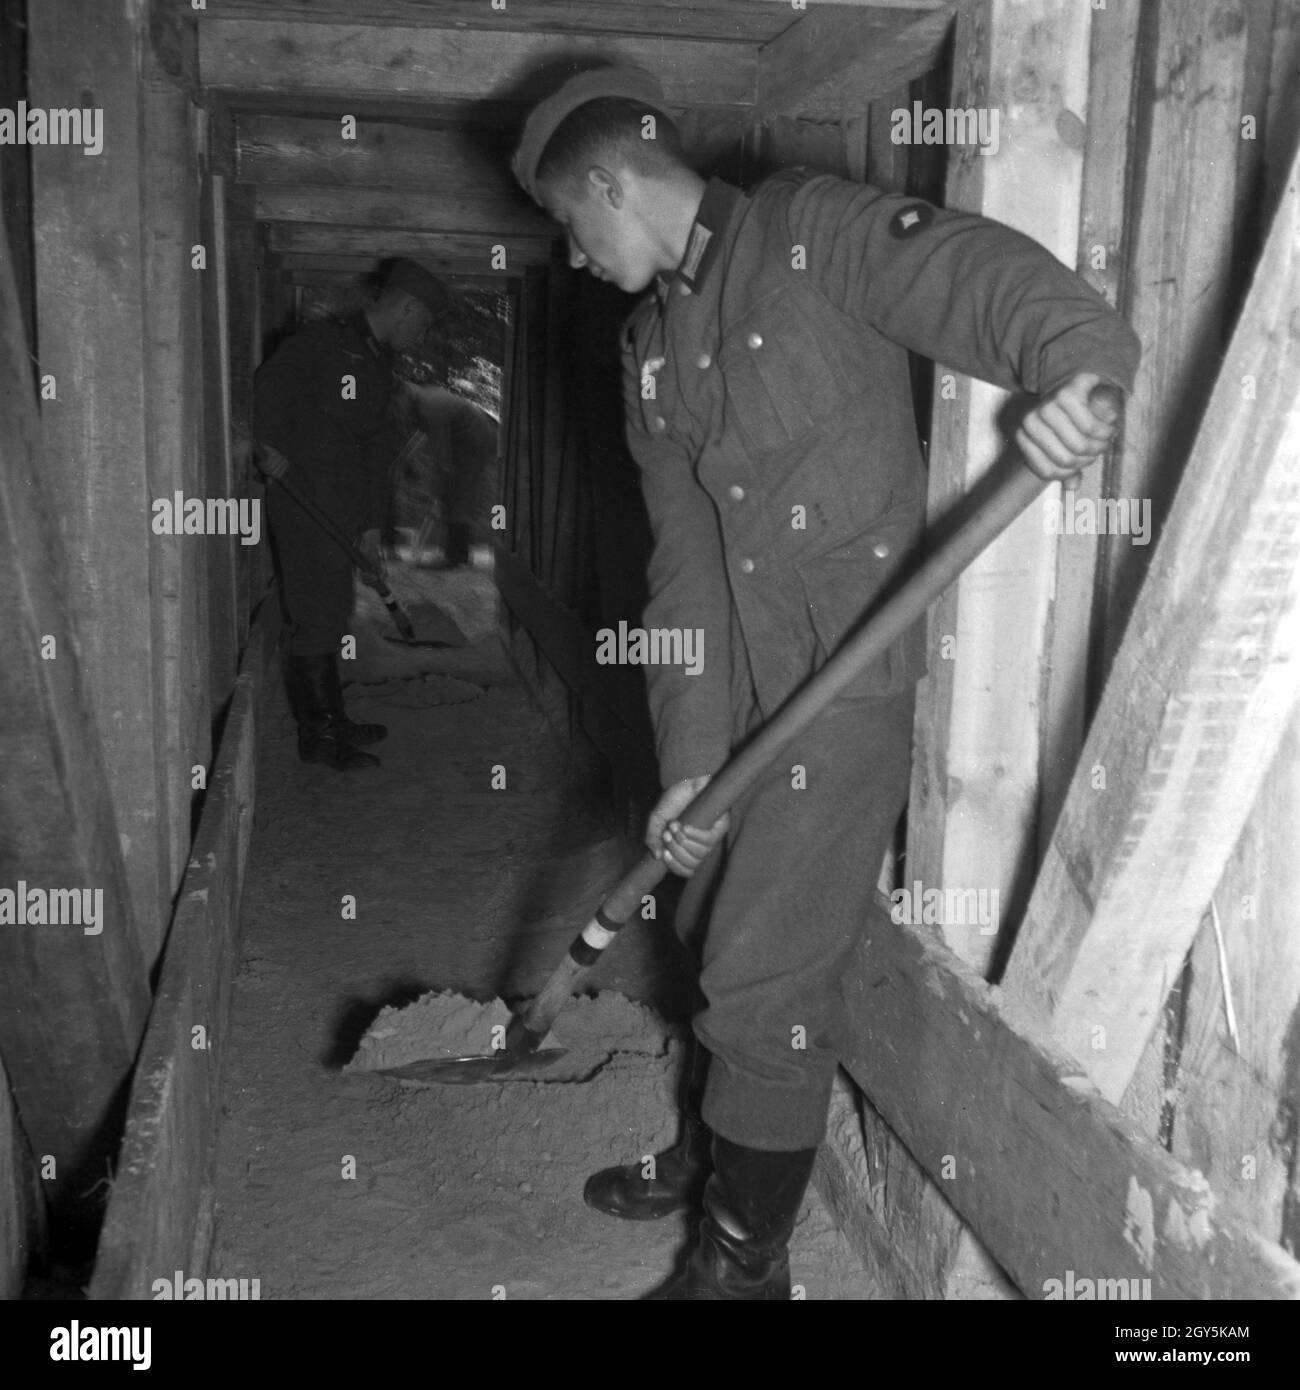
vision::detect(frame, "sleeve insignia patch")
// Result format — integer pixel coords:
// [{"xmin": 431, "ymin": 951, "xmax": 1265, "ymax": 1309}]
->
[{"xmin": 889, "ymin": 202, "xmax": 935, "ymax": 240}]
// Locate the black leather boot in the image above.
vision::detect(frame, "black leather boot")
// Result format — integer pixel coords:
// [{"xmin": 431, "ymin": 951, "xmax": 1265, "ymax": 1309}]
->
[
  {"xmin": 584, "ymin": 1038, "xmax": 711, "ymax": 1220},
  {"xmin": 646, "ymin": 1136, "xmax": 819, "ymax": 1300},
  {"xmin": 286, "ymin": 654, "xmax": 381, "ymax": 771},
  {"xmin": 584, "ymin": 1110, "xmax": 710, "ymax": 1221},
  {"xmin": 320, "ymin": 656, "xmax": 387, "ymax": 746}
]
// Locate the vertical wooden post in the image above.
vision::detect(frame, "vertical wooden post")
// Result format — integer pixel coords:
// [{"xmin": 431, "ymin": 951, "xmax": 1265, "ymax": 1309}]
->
[
  {"xmin": 201, "ymin": 172, "xmax": 242, "ymax": 707},
  {"xmin": 1096, "ymin": 0, "xmax": 1253, "ymax": 672},
  {"xmin": 865, "ymin": 88, "xmax": 911, "ymax": 191},
  {"xmin": 28, "ymin": 0, "xmax": 171, "ymax": 956},
  {"xmin": 142, "ymin": 74, "xmax": 211, "ymax": 901},
  {"xmin": 0, "ymin": 215, "xmax": 150, "ymax": 1238},
  {"xmin": 1036, "ymin": 0, "xmax": 1141, "ymax": 851},
  {"xmin": 898, "ymin": 0, "xmax": 1093, "ymax": 1298},
  {"xmin": 907, "ymin": 0, "xmax": 1091, "ymax": 975},
  {"xmin": 226, "ymin": 183, "xmax": 262, "ymax": 630}
]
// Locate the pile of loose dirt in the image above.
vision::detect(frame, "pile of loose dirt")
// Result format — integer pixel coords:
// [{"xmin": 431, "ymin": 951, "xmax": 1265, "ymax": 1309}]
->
[{"xmin": 345, "ymin": 988, "xmax": 676, "ymax": 1084}]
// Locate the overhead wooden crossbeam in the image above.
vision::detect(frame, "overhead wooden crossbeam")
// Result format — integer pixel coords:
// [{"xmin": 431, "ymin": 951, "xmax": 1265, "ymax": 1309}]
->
[
  {"xmin": 199, "ymin": 19, "xmax": 756, "ymax": 108},
  {"xmin": 843, "ymin": 897, "xmax": 1300, "ymax": 1300},
  {"xmin": 184, "ymin": 0, "xmax": 804, "ymax": 45},
  {"xmin": 1003, "ymin": 142, "xmax": 1300, "ymax": 1104},
  {"xmin": 754, "ymin": 4, "xmax": 954, "ymax": 118},
  {"xmin": 236, "ymin": 112, "xmax": 751, "ymax": 201},
  {"xmin": 264, "ymin": 221, "xmax": 555, "ymax": 271},
  {"xmin": 199, "ymin": 6, "xmax": 955, "ymax": 118},
  {"xmin": 181, "ymin": 1, "xmax": 952, "ymax": 44},
  {"xmin": 236, "ymin": 115, "xmax": 515, "ymax": 194},
  {"xmin": 253, "ymin": 186, "xmax": 556, "ymax": 239}
]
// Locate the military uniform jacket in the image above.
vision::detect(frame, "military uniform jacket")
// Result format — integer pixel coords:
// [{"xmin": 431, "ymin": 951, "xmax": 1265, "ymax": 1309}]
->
[
  {"xmin": 622, "ymin": 171, "xmax": 1140, "ymax": 787},
  {"xmin": 254, "ymin": 313, "xmax": 405, "ymax": 534}
]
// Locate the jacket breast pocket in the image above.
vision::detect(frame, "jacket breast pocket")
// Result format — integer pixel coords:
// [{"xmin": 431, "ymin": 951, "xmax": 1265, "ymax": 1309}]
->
[{"xmin": 718, "ymin": 289, "xmax": 843, "ymax": 459}]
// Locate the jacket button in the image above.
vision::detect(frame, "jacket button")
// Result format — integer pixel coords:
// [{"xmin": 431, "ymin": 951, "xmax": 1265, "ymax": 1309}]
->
[
  {"xmin": 728, "ymin": 484, "xmax": 745, "ymax": 501},
  {"xmin": 697, "ymin": 352, "xmax": 712, "ymax": 369},
  {"xmin": 653, "ymin": 416, "xmax": 667, "ymax": 432},
  {"xmin": 872, "ymin": 541, "xmax": 891, "ymax": 559},
  {"xmin": 746, "ymin": 331, "xmax": 763, "ymax": 350},
  {"xmin": 739, "ymin": 557, "xmax": 755, "ymax": 574}
]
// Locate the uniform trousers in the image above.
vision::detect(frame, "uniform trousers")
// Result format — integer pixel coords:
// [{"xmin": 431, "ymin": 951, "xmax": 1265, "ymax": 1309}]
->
[{"xmin": 677, "ymin": 687, "xmax": 916, "ymax": 1150}]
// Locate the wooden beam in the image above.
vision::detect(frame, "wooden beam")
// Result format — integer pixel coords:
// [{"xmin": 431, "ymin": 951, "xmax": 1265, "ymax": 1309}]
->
[
  {"xmin": 236, "ymin": 110, "xmax": 750, "ymax": 209},
  {"xmin": 265, "ymin": 221, "xmax": 556, "ymax": 269},
  {"xmin": 142, "ymin": 80, "xmax": 211, "ymax": 905},
  {"xmin": 180, "ymin": 0, "xmax": 808, "ymax": 44},
  {"xmin": 90, "ymin": 606, "xmax": 273, "ymax": 1299},
  {"xmin": 1095, "ymin": 2, "xmax": 1255, "ymax": 678},
  {"xmin": 29, "ymin": 0, "xmax": 173, "ymax": 952},
  {"xmin": 907, "ymin": 0, "xmax": 1092, "ymax": 976},
  {"xmin": 235, "ymin": 115, "xmax": 517, "ymax": 195},
  {"xmin": 755, "ymin": 6, "xmax": 953, "ymax": 118},
  {"xmin": 0, "ymin": 1054, "xmax": 42, "ymax": 1296},
  {"xmin": 252, "ymin": 184, "xmax": 555, "ymax": 238},
  {"xmin": 1167, "ymin": 708, "xmax": 1300, "ymax": 1247},
  {"xmin": 1036, "ymin": 0, "xmax": 1141, "ymax": 849},
  {"xmin": 845, "ymin": 895, "xmax": 1300, "ymax": 1300},
  {"xmin": 0, "ymin": 184, "xmax": 150, "ymax": 1231},
  {"xmin": 892, "ymin": 0, "xmax": 1093, "ymax": 1300},
  {"xmin": 864, "ymin": 87, "xmax": 911, "ymax": 191},
  {"xmin": 201, "ymin": 172, "xmax": 243, "ymax": 706},
  {"xmin": 1003, "ymin": 140, "xmax": 1300, "ymax": 1103},
  {"xmin": 199, "ymin": 19, "xmax": 756, "ymax": 108},
  {"xmin": 226, "ymin": 185, "xmax": 265, "ymax": 613},
  {"xmin": 269, "ymin": 253, "xmax": 385, "ymax": 274}
]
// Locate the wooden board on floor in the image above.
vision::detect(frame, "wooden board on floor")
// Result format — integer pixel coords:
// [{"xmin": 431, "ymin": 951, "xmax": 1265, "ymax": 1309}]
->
[
  {"xmin": 89, "ymin": 606, "xmax": 274, "ymax": 1300},
  {"xmin": 845, "ymin": 894, "xmax": 1300, "ymax": 1300}
]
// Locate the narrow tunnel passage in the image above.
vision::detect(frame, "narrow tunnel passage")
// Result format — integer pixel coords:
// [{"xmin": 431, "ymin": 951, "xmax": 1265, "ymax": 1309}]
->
[{"xmin": 207, "ymin": 564, "xmax": 876, "ymax": 1299}]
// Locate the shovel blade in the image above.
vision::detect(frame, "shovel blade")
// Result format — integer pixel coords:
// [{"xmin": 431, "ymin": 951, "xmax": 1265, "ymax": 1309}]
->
[{"xmin": 372, "ymin": 1048, "xmax": 571, "ymax": 1085}]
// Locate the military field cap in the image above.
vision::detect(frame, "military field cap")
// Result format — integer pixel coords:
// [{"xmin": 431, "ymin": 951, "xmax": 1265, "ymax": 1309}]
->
[
  {"xmin": 512, "ymin": 65, "xmax": 669, "ymax": 200},
  {"xmin": 384, "ymin": 258, "xmax": 453, "ymax": 316}
]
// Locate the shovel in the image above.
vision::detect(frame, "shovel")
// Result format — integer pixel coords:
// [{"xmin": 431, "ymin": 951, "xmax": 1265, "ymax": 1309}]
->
[
  {"xmin": 393, "ymin": 386, "xmax": 1123, "ymax": 1084},
  {"xmin": 269, "ymin": 472, "xmax": 452, "ymax": 648}
]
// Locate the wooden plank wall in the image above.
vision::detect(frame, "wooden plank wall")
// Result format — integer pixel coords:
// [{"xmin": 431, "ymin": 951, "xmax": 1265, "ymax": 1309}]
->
[
  {"xmin": 1103, "ymin": 2, "xmax": 1300, "ymax": 1260},
  {"xmin": 842, "ymin": 0, "xmax": 1300, "ymax": 1299},
  {"xmin": 91, "ymin": 606, "xmax": 273, "ymax": 1299},
  {"xmin": 0, "ymin": 0, "xmax": 265, "ymax": 1289}
]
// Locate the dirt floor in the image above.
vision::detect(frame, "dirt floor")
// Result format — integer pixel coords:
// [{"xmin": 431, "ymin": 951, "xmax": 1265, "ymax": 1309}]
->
[{"xmin": 207, "ymin": 560, "xmax": 880, "ymax": 1300}]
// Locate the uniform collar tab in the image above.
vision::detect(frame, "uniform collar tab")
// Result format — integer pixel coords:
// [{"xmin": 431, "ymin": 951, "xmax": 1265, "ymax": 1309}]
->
[{"xmin": 674, "ymin": 178, "xmax": 743, "ymax": 293}]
